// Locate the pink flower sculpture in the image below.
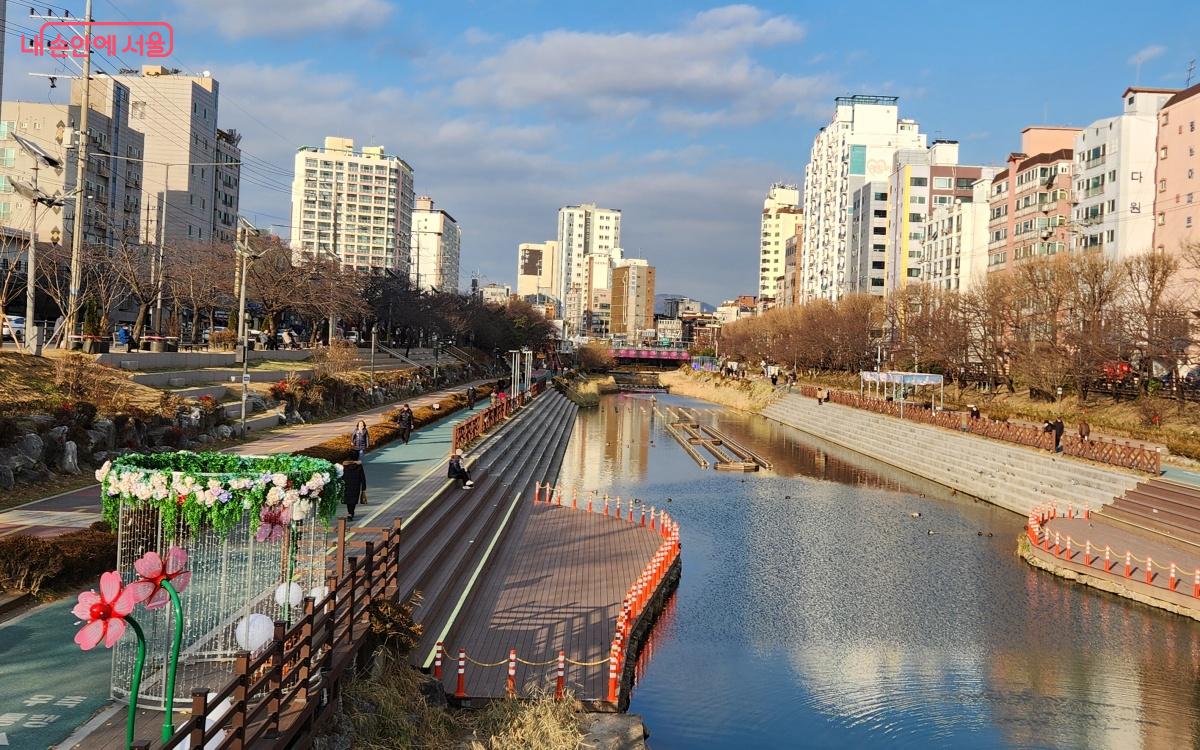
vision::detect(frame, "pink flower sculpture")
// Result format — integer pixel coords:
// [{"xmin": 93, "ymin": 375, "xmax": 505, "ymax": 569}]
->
[
  {"xmin": 256, "ymin": 505, "xmax": 292, "ymax": 543},
  {"xmin": 133, "ymin": 546, "xmax": 192, "ymax": 610},
  {"xmin": 72, "ymin": 571, "xmax": 154, "ymax": 650}
]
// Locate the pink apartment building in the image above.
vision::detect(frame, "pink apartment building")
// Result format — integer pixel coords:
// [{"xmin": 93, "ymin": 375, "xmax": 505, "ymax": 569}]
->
[
  {"xmin": 986, "ymin": 126, "xmax": 1080, "ymax": 273},
  {"xmin": 1153, "ymin": 82, "xmax": 1200, "ymax": 256}
]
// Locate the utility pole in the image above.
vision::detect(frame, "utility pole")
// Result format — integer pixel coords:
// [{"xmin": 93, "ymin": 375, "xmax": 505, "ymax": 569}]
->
[
  {"xmin": 62, "ymin": 0, "xmax": 94, "ymax": 348},
  {"xmin": 235, "ymin": 218, "xmax": 262, "ymax": 434},
  {"xmin": 24, "ymin": 162, "xmax": 39, "ymax": 352}
]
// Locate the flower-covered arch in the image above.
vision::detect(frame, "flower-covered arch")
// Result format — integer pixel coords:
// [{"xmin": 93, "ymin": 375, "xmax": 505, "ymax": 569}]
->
[{"xmin": 96, "ymin": 451, "xmax": 343, "ymax": 710}]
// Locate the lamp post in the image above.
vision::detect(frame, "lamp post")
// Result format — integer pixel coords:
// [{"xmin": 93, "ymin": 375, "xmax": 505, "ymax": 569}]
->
[
  {"xmin": 370, "ymin": 324, "xmax": 378, "ymax": 389},
  {"xmin": 235, "ymin": 218, "xmax": 263, "ymax": 433}
]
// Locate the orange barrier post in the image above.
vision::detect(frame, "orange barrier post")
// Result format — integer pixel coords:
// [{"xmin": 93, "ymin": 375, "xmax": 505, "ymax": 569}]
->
[
  {"xmin": 640, "ymin": 507, "xmax": 646, "ymax": 527},
  {"xmin": 556, "ymin": 486, "xmax": 563, "ymax": 506},
  {"xmin": 1084, "ymin": 504, "xmax": 1091, "ymax": 520},
  {"xmin": 1170, "ymin": 563, "xmax": 1179, "ymax": 592},
  {"xmin": 506, "ymin": 649, "xmax": 517, "ymax": 697},
  {"xmin": 607, "ymin": 646, "xmax": 619, "ymax": 703},
  {"xmin": 434, "ymin": 641, "xmax": 444, "ymax": 680},
  {"xmin": 604, "ymin": 494, "xmax": 610, "ymax": 516},
  {"xmin": 588, "ymin": 493, "xmax": 594, "ymax": 513},
  {"xmin": 1084, "ymin": 541, "xmax": 1092, "ymax": 567},
  {"xmin": 1053, "ymin": 532, "xmax": 1061, "ymax": 557},
  {"xmin": 573, "ymin": 488, "xmax": 578, "ymax": 509},
  {"xmin": 456, "ymin": 649, "xmax": 467, "ymax": 698},
  {"xmin": 555, "ymin": 650, "xmax": 566, "ymax": 700},
  {"xmin": 650, "ymin": 507, "xmax": 657, "ymax": 531},
  {"xmin": 1065, "ymin": 538, "xmax": 1072, "ymax": 561},
  {"xmin": 1194, "ymin": 570, "xmax": 1200, "ymax": 598},
  {"xmin": 1104, "ymin": 546, "xmax": 1112, "ymax": 573},
  {"xmin": 616, "ymin": 497, "xmax": 622, "ymax": 518},
  {"xmin": 1125, "ymin": 551, "xmax": 1132, "ymax": 578},
  {"xmin": 1145, "ymin": 557, "xmax": 1154, "ymax": 584},
  {"xmin": 628, "ymin": 503, "xmax": 634, "ymax": 523}
]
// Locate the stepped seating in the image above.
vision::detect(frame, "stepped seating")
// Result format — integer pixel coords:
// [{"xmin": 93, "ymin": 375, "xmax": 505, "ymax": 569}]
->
[
  {"xmin": 1098, "ymin": 479, "xmax": 1200, "ymax": 547},
  {"xmin": 380, "ymin": 392, "xmax": 578, "ymax": 664},
  {"xmin": 763, "ymin": 394, "xmax": 1140, "ymax": 515}
]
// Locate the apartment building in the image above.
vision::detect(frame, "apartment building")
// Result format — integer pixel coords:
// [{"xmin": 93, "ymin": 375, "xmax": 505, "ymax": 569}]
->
[
  {"xmin": 104, "ymin": 66, "xmax": 234, "ymax": 245},
  {"xmin": 923, "ymin": 177, "xmax": 995, "ymax": 291},
  {"xmin": 290, "ymin": 136, "xmax": 415, "ymax": 275},
  {"xmin": 611, "ymin": 259, "xmax": 656, "ymax": 337},
  {"xmin": 1152, "ymin": 82, "xmax": 1200, "ymax": 256},
  {"xmin": 411, "ymin": 195, "xmax": 461, "ymax": 292},
  {"xmin": 0, "ymin": 85, "xmax": 143, "ymax": 249},
  {"xmin": 884, "ymin": 141, "xmax": 993, "ymax": 292},
  {"xmin": 557, "ymin": 202, "xmax": 621, "ymax": 336},
  {"xmin": 212, "ymin": 128, "xmax": 241, "ymax": 244},
  {"xmin": 780, "ymin": 222, "xmax": 804, "ymax": 306},
  {"xmin": 800, "ymin": 95, "xmax": 926, "ymax": 301},
  {"xmin": 847, "ymin": 182, "xmax": 890, "ymax": 295},
  {"xmin": 516, "ymin": 240, "xmax": 560, "ymax": 306},
  {"xmin": 986, "ymin": 127, "xmax": 1079, "ymax": 274},
  {"xmin": 479, "ymin": 282, "xmax": 511, "ymax": 306},
  {"xmin": 1074, "ymin": 88, "xmax": 1175, "ymax": 261},
  {"xmin": 758, "ymin": 183, "xmax": 801, "ymax": 300}
]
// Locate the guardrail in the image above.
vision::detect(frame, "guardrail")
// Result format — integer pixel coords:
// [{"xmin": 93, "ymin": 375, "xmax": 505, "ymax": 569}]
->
[
  {"xmin": 134, "ymin": 520, "xmax": 404, "ymax": 750},
  {"xmin": 800, "ymin": 386, "xmax": 1161, "ymax": 474},
  {"xmin": 451, "ymin": 380, "xmax": 545, "ymax": 453}
]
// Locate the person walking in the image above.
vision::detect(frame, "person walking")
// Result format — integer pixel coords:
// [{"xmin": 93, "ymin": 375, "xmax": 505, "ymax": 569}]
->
[
  {"xmin": 448, "ymin": 452, "xmax": 474, "ymax": 488},
  {"xmin": 341, "ymin": 449, "xmax": 367, "ymax": 521},
  {"xmin": 350, "ymin": 419, "xmax": 370, "ymax": 460},
  {"xmin": 467, "ymin": 385, "xmax": 477, "ymax": 408},
  {"xmin": 816, "ymin": 387, "xmax": 825, "ymax": 406},
  {"xmin": 1078, "ymin": 414, "xmax": 1091, "ymax": 442},
  {"xmin": 1049, "ymin": 417, "xmax": 1065, "ymax": 452},
  {"xmin": 395, "ymin": 404, "xmax": 414, "ymax": 445}
]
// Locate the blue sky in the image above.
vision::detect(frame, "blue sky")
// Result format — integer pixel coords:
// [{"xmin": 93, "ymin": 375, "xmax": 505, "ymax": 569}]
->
[{"xmin": 5, "ymin": 1, "xmax": 1199, "ymax": 303}]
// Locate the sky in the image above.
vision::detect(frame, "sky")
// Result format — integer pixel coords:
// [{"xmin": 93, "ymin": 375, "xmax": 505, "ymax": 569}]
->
[{"xmin": 3, "ymin": 0, "xmax": 1199, "ymax": 304}]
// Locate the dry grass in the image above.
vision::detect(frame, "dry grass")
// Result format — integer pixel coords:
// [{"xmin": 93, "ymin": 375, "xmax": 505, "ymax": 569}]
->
[
  {"xmin": 342, "ymin": 649, "xmax": 584, "ymax": 750},
  {"xmin": 660, "ymin": 369, "xmax": 779, "ymax": 413},
  {"xmin": 0, "ymin": 353, "xmax": 167, "ymax": 417}
]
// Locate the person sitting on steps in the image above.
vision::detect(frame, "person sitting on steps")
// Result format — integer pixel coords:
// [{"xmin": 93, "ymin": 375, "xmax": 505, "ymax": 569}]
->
[{"xmin": 448, "ymin": 452, "xmax": 474, "ymax": 488}]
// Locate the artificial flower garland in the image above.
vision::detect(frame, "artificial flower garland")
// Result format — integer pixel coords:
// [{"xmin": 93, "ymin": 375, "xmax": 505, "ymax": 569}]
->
[{"xmin": 97, "ymin": 451, "xmax": 344, "ymax": 535}]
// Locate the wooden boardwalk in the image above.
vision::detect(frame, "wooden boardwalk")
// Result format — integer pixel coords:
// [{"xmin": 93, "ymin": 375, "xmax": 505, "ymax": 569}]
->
[{"xmin": 441, "ymin": 499, "xmax": 664, "ymax": 701}]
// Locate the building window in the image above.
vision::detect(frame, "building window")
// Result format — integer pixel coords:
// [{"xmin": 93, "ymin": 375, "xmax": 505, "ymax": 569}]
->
[
  {"xmin": 873, "ymin": 192, "xmax": 887, "ymax": 201},
  {"xmin": 1161, "ymin": 147, "xmax": 1169, "ymax": 160},
  {"xmin": 910, "ymin": 177, "xmax": 928, "ymax": 187},
  {"xmin": 1160, "ymin": 179, "xmax": 1168, "ymax": 192},
  {"xmin": 1158, "ymin": 212, "xmax": 1166, "ymax": 225},
  {"xmin": 1188, "ymin": 216, "xmax": 1193, "ymax": 228},
  {"xmin": 933, "ymin": 177, "xmax": 952, "ymax": 189}
]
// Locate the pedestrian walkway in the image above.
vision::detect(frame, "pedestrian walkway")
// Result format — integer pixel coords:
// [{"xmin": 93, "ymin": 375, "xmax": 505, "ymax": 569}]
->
[{"xmin": 0, "ymin": 378, "xmax": 495, "ymax": 539}]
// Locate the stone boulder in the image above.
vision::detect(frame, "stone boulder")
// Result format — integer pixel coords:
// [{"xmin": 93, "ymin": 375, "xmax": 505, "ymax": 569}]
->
[
  {"xmin": 58, "ymin": 441, "xmax": 80, "ymax": 474},
  {"xmin": 14, "ymin": 433, "xmax": 44, "ymax": 464},
  {"xmin": 91, "ymin": 419, "xmax": 116, "ymax": 450},
  {"xmin": 45, "ymin": 425, "xmax": 69, "ymax": 446},
  {"xmin": 26, "ymin": 414, "xmax": 55, "ymax": 430},
  {"xmin": 0, "ymin": 464, "xmax": 13, "ymax": 490},
  {"xmin": 85, "ymin": 429, "xmax": 108, "ymax": 452},
  {"xmin": 145, "ymin": 426, "xmax": 170, "ymax": 447},
  {"xmin": 214, "ymin": 425, "xmax": 233, "ymax": 440},
  {"xmin": 92, "ymin": 451, "xmax": 111, "ymax": 466},
  {"xmin": 196, "ymin": 433, "xmax": 212, "ymax": 444}
]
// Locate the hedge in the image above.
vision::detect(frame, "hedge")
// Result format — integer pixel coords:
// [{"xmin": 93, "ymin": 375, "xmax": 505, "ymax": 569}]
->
[{"xmin": 0, "ymin": 528, "xmax": 118, "ymax": 596}]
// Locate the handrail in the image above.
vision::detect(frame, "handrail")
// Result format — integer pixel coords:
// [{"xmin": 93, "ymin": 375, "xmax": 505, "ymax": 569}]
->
[
  {"xmin": 451, "ymin": 380, "xmax": 546, "ymax": 453},
  {"xmin": 376, "ymin": 343, "xmax": 427, "ymax": 370}
]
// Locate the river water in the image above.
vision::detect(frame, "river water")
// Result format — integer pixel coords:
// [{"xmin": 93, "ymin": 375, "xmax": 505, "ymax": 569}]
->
[{"xmin": 556, "ymin": 393, "xmax": 1200, "ymax": 750}]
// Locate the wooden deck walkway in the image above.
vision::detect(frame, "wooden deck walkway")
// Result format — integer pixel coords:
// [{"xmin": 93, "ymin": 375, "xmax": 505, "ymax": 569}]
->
[{"xmin": 441, "ymin": 499, "xmax": 664, "ymax": 701}]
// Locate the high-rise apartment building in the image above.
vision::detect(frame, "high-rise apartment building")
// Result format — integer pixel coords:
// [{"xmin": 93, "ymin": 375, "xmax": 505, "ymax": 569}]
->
[
  {"xmin": 847, "ymin": 182, "xmax": 890, "ymax": 295},
  {"xmin": 104, "ymin": 66, "xmax": 234, "ymax": 245},
  {"xmin": 1151, "ymin": 82, "xmax": 1200, "ymax": 257},
  {"xmin": 923, "ymin": 177, "xmax": 995, "ymax": 292},
  {"xmin": 986, "ymin": 127, "xmax": 1079, "ymax": 274},
  {"xmin": 1074, "ymin": 88, "xmax": 1176, "ymax": 262},
  {"xmin": 801, "ymin": 95, "xmax": 926, "ymax": 301},
  {"xmin": 411, "ymin": 196, "xmax": 461, "ymax": 292},
  {"xmin": 611, "ymin": 259, "xmax": 656, "ymax": 338},
  {"xmin": 1, "ymin": 86, "xmax": 144, "ymax": 249},
  {"xmin": 212, "ymin": 128, "xmax": 241, "ymax": 244},
  {"xmin": 883, "ymin": 141, "xmax": 993, "ymax": 292},
  {"xmin": 781, "ymin": 222, "xmax": 804, "ymax": 306},
  {"xmin": 516, "ymin": 240, "xmax": 561, "ymax": 306},
  {"xmin": 290, "ymin": 136, "xmax": 415, "ymax": 275},
  {"xmin": 758, "ymin": 183, "xmax": 801, "ymax": 300},
  {"xmin": 557, "ymin": 203, "xmax": 621, "ymax": 336}
]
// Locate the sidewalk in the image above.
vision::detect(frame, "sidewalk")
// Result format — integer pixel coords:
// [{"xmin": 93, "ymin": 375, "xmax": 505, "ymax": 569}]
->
[
  {"xmin": 0, "ymin": 377, "xmax": 496, "ymax": 539},
  {"xmin": 0, "ymin": 385, "xmax": 496, "ymax": 750}
]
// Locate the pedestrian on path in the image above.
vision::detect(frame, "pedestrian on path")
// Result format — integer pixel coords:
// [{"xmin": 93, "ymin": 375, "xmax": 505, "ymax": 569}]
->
[
  {"xmin": 448, "ymin": 452, "xmax": 474, "ymax": 488},
  {"xmin": 396, "ymin": 404, "xmax": 414, "ymax": 444},
  {"xmin": 350, "ymin": 419, "xmax": 370, "ymax": 460},
  {"xmin": 341, "ymin": 449, "xmax": 367, "ymax": 521},
  {"xmin": 1078, "ymin": 413, "xmax": 1091, "ymax": 442},
  {"xmin": 1045, "ymin": 417, "xmax": 1065, "ymax": 452},
  {"xmin": 467, "ymin": 385, "xmax": 477, "ymax": 408},
  {"xmin": 816, "ymin": 387, "xmax": 824, "ymax": 406}
]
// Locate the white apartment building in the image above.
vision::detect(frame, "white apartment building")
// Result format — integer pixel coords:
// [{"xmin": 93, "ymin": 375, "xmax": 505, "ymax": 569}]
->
[
  {"xmin": 923, "ymin": 177, "xmax": 995, "ymax": 292},
  {"xmin": 105, "ymin": 66, "xmax": 236, "ymax": 245},
  {"xmin": 213, "ymin": 128, "xmax": 241, "ymax": 244},
  {"xmin": 1074, "ymin": 87, "xmax": 1176, "ymax": 262},
  {"xmin": 1, "ymin": 87, "xmax": 144, "ymax": 249},
  {"xmin": 758, "ymin": 183, "xmax": 801, "ymax": 300},
  {"xmin": 411, "ymin": 195, "xmax": 461, "ymax": 292},
  {"xmin": 290, "ymin": 136, "xmax": 415, "ymax": 275},
  {"xmin": 479, "ymin": 282, "xmax": 511, "ymax": 306},
  {"xmin": 516, "ymin": 240, "xmax": 560, "ymax": 305},
  {"xmin": 800, "ymin": 95, "xmax": 926, "ymax": 301},
  {"xmin": 847, "ymin": 182, "xmax": 890, "ymax": 295},
  {"xmin": 557, "ymin": 203, "xmax": 620, "ymax": 336}
]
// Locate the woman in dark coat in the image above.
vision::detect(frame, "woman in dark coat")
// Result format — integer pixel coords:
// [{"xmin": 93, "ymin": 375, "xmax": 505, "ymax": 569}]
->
[{"xmin": 342, "ymin": 449, "xmax": 367, "ymax": 521}]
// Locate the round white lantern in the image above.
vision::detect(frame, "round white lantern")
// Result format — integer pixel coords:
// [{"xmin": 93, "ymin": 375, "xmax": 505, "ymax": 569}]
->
[
  {"xmin": 274, "ymin": 582, "xmax": 303, "ymax": 608},
  {"xmin": 234, "ymin": 613, "xmax": 274, "ymax": 652},
  {"xmin": 308, "ymin": 585, "xmax": 331, "ymax": 604}
]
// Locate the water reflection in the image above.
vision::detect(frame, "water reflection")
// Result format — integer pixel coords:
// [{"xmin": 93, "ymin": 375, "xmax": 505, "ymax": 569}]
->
[{"xmin": 558, "ymin": 394, "xmax": 1200, "ymax": 750}]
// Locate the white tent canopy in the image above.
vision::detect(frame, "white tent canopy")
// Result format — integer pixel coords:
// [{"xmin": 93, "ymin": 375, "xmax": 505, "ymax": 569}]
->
[{"xmin": 860, "ymin": 370, "xmax": 944, "ymax": 415}]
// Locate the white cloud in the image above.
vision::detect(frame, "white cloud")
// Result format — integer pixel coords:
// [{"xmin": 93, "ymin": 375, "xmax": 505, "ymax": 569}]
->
[
  {"xmin": 1128, "ymin": 44, "xmax": 1166, "ymax": 66},
  {"xmin": 452, "ymin": 5, "xmax": 830, "ymax": 129},
  {"xmin": 171, "ymin": 0, "xmax": 393, "ymax": 39}
]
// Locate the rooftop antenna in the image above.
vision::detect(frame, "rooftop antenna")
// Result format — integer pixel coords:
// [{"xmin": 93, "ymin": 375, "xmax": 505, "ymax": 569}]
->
[{"xmin": 1187, "ymin": 58, "xmax": 1196, "ymax": 87}]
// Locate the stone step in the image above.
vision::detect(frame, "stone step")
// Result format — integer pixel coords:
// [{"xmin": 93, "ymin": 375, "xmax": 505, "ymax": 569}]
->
[{"xmin": 171, "ymin": 385, "xmax": 230, "ymax": 401}]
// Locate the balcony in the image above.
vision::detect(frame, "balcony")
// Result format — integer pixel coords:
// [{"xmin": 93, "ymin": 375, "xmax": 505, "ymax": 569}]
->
[
  {"xmin": 1085, "ymin": 154, "xmax": 1106, "ymax": 169},
  {"xmin": 1084, "ymin": 185, "xmax": 1106, "ymax": 198}
]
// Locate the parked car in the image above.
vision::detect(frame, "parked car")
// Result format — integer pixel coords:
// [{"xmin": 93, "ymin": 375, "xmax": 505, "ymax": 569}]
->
[{"xmin": 2, "ymin": 316, "xmax": 25, "ymax": 342}]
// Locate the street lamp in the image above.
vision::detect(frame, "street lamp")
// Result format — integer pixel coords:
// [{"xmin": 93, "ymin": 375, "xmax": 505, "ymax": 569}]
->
[
  {"xmin": 235, "ymin": 218, "xmax": 264, "ymax": 433},
  {"xmin": 370, "ymin": 323, "xmax": 379, "ymax": 389}
]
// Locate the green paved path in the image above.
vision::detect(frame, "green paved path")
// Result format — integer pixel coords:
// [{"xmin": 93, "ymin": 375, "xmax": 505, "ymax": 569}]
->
[
  {"xmin": 0, "ymin": 398, "xmax": 488, "ymax": 749},
  {"xmin": 0, "ymin": 600, "xmax": 112, "ymax": 750}
]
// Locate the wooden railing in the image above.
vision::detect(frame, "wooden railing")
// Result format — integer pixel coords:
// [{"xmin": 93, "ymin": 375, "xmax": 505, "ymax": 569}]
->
[
  {"xmin": 799, "ymin": 386, "xmax": 1161, "ymax": 474},
  {"xmin": 135, "ymin": 520, "xmax": 405, "ymax": 750},
  {"xmin": 451, "ymin": 380, "xmax": 546, "ymax": 453}
]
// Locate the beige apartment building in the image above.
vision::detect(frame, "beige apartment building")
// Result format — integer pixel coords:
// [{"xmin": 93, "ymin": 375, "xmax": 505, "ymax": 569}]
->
[
  {"xmin": 290, "ymin": 136, "xmax": 415, "ymax": 275},
  {"xmin": 758, "ymin": 183, "xmax": 801, "ymax": 300},
  {"xmin": 103, "ymin": 66, "xmax": 239, "ymax": 245},
  {"xmin": 611, "ymin": 259, "xmax": 656, "ymax": 338},
  {"xmin": 986, "ymin": 126, "xmax": 1079, "ymax": 274},
  {"xmin": 516, "ymin": 240, "xmax": 560, "ymax": 306},
  {"xmin": 411, "ymin": 195, "xmax": 461, "ymax": 292},
  {"xmin": 1153, "ymin": 82, "xmax": 1200, "ymax": 256}
]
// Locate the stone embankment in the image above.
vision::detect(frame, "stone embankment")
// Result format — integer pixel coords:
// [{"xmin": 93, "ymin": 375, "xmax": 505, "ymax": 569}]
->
[{"xmin": 657, "ymin": 370, "xmax": 776, "ymax": 412}]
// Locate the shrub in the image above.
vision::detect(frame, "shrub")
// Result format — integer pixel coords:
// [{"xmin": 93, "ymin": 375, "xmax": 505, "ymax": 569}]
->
[
  {"xmin": 0, "ymin": 536, "xmax": 64, "ymax": 595},
  {"xmin": 0, "ymin": 416, "xmax": 20, "ymax": 447},
  {"xmin": 210, "ymin": 328, "xmax": 237, "ymax": 350},
  {"xmin": 49, "ymin": 529, "xmax": 117, "ymax": 588}
]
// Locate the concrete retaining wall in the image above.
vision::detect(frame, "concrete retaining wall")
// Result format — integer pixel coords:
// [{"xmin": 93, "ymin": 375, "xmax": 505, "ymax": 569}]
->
[
  {"xmin": 97, "ymin": 349, "xmax": 312, "ymax": 370},
  {"xmin": 762, "ymin": 394, "xmax": 1141, "ymax": 516}
]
